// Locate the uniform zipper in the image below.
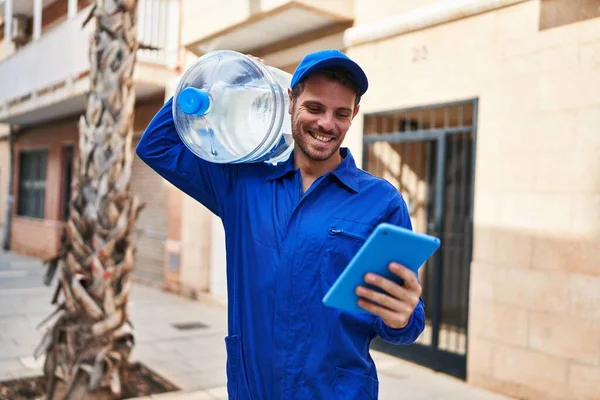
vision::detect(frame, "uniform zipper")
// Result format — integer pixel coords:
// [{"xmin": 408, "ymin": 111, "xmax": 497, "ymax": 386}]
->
[{"xmin": 329, "ymin": 228, "xmax": 367, "ymax": 241}]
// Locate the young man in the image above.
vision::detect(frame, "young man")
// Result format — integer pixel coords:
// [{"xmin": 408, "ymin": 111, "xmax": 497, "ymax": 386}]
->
[{"xmin": 136, "ymin": 49, "xmax": 425, "ymax": 400}]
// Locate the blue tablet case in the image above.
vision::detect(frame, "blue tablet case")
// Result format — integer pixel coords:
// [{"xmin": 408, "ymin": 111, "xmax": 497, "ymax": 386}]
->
[{"xmin": 322, "ymin": 222, "xmax": 441, "ymax": 314}]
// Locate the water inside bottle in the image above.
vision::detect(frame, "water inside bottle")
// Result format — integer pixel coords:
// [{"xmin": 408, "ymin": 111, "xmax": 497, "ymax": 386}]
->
[
  {"xmin": 180, "ymin": 82, "xmax": 288, "ymax": 160},
  {"xmin": 173, "ymin": 50, "xmax": 294, "ymax": 163}
]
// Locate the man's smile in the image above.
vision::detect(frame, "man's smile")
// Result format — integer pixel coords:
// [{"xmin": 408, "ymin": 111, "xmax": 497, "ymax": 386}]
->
[{"xmin": 307, "ymin": 129, "xmax": 334, "ymax": 143}]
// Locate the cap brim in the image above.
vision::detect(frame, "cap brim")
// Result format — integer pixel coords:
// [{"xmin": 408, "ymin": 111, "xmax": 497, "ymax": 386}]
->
[{"xmin": 299, "ymin": 56, "xmax": 369, "ymax": 96}]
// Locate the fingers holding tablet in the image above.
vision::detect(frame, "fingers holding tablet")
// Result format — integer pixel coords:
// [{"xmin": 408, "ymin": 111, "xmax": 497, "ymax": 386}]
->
[
  {"xmin": 355, "ymin": 263, "xmax": 422, "ymax": 330},
  {"xmin": 322, "ymin": 223, "xmax": 439, "ymax": 315}
]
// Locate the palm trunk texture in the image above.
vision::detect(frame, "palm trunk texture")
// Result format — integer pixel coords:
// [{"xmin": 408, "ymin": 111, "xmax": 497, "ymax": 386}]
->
[{"xmin": 38, "ymin": 1, "xmax": 144, "ymax": 398}]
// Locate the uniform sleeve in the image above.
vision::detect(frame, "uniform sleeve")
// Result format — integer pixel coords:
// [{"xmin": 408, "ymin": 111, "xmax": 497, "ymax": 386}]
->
[
  {"xmin": 374, "ymin": 194, "xmax": 426, "ymax": 345},
  {"xmin": 135, "ymin": 96, "xmax": 236, "ymax": 217}
]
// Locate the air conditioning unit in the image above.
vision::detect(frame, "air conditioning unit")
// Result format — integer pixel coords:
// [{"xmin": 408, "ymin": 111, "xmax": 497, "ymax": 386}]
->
[{"xmin": 11, "ymin": 14, "xmax": 32, "ymax": 46}]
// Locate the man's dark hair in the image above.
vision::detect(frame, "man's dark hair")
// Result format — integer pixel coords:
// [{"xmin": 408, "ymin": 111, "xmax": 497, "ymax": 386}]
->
[{"xmin": 291, "ymin": 67, "xmax": 362, "ymax": 107}]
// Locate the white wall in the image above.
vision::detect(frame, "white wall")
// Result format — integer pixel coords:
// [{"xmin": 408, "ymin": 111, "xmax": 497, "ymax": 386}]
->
[
  {"xmin": 209, "ymin": 214, "xmax": 228, "ymax": 303},
  {"xmin": 0, "ymin": 124, "xmax": 9, "ymax": 226}
]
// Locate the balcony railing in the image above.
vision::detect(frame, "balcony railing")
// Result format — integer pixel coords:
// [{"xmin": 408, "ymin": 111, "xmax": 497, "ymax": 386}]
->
[
  {"xmin": 0, "ymin": 0, "xmax": 180, "ymax": 109},
  {"xmin": 137, "ymin": 0, "xmax": 181, "ymax": 67}
]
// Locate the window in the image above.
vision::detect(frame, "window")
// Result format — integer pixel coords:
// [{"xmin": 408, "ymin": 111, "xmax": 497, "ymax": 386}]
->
[{"xmin": 17, "ymin": 149, "xmax": 48, "ymax": 219}]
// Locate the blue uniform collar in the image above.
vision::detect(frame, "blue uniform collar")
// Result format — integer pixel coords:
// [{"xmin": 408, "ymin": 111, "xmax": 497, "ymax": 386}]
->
[{"xmin": 266, "ymin": 147, "xmax": 359, "ymax": 193}]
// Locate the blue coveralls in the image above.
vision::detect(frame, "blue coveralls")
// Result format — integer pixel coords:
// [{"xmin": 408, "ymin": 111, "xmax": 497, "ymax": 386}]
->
[{"xmin": 136, "ymin": 97, "xmax": 425, "ymax": 400}]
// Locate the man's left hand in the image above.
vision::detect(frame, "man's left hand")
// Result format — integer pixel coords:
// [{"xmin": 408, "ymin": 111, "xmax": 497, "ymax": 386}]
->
[{"xmin": 355, "ymin": 262, "xmax": 422, "ymax": 329}]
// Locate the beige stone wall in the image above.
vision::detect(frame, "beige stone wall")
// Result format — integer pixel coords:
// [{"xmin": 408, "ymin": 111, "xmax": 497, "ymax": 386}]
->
[
  {"xmin": 295, "ymin": 0, "xmax": 354, "ymax": 20},
  {"xmin": 260, "ymin": 0, "xmax": 353, "ymax": 15},
  {"xmin": 346, "ymin": 1, "xmax": 600, "ymax": 399},
  {"xmin": 178, "ymin": 193, "xmax": 213, "ymax": 297},
  {"xmin": 180, "ymin": 0, "xmax": 252, "ymax": 47},
  {"xmin": 354, "ymin": 0, "xmax": 440, "ymax": 25},
  {"xmin": 0, "ymin": 125, "xmax": 9, "ymax": 226}
]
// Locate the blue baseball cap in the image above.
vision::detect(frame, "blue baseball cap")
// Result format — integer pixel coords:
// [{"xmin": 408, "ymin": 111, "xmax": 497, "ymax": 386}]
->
[{"xmin": 290, "ymin": 49, "xmax": 369, "ymax": 96}]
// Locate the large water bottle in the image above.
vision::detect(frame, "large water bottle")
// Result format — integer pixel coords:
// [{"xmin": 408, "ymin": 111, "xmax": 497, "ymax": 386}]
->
[{"xmin": 172, "ymin": 50, "xmax": 294, "ymax": 164}]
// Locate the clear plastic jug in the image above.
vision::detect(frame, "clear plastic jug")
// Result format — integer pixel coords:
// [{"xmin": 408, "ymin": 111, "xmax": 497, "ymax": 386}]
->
[{"xmin": 172, "ymin": 50, "xmax": 294, "ymax": 164}]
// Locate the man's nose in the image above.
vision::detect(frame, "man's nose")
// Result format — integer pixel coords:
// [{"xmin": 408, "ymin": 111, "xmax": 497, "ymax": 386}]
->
[{"xmin": 317, "ymin": 113, "xmax": 335, "ymax": 133}]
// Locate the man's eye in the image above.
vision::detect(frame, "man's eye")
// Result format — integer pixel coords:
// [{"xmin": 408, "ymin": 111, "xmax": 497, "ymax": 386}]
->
[
  {"xmin": 307, "ymin": 107, "xmax": 321, "ymax": 113},
  {"xmin": 337, "ymin": 113, "xmax": 350, "ymax": 119}
]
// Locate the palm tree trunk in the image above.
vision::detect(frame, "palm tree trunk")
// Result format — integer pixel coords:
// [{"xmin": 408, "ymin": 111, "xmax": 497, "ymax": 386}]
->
[{"xmin": 38, "ymin": 1, "xmax": 143, "ymax": 398}]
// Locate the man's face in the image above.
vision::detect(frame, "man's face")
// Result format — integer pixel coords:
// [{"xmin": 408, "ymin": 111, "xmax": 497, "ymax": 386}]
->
[{"xmin": 288, "ymin": 74, "xmax": 360, "ymax": 162}]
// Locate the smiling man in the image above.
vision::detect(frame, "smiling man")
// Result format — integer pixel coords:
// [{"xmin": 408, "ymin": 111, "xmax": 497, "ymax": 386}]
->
[{"xmin": 136, "ymin": 49, "xmax": 425, "ymax": 400}]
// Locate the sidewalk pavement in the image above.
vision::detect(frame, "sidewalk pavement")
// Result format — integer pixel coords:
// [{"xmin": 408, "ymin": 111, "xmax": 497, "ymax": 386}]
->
[{"xmin": 0, "ymin": 249, "xmax": 513, "ymax": 400}]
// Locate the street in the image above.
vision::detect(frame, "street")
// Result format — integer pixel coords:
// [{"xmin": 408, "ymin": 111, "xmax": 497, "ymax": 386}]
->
[{"xmin": 0, "ymin": 248, "xmax": 512, "ymax": 400}]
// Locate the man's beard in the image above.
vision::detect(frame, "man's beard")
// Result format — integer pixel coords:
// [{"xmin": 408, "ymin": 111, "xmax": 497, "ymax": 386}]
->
[{"xmin": 291, "ymin": 114, "xmax": 340, "ymax": 162}]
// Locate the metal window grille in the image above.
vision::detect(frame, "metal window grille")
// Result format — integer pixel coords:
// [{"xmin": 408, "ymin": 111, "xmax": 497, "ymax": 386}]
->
[
  {"xmin": 17, "ymin": 149, "xmax": 48, "ymax": 219},
  {"xmin": 365, "ymin": 99, "xmax": 478, "ymax": 380}
]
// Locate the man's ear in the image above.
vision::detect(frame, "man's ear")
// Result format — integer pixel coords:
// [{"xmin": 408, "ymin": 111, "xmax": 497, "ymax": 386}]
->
[
  {"xmin": 288, "ymin": 88, "xmax": 293, "ymax": 115},
  {"xmin": 351, "ymin": 104, "xmax": 360, "ymax": 121}
]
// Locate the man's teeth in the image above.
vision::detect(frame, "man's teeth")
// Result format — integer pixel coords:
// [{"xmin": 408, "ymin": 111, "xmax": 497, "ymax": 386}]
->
[{"xmin": 309, "ymin": 130, "xmax": 333, "ymax": 143}]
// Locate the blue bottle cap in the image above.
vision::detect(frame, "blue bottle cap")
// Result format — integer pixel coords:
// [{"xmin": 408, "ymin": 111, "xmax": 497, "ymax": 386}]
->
[{"xmin": 177, "ymin": 87, "xmax": 210, "ymax": 115}]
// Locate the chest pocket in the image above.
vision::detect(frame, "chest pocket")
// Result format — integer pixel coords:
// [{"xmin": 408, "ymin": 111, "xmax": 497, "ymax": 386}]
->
[{"xmin": 319, "ymin": 218, "xmax": 375, "ymax": 286}]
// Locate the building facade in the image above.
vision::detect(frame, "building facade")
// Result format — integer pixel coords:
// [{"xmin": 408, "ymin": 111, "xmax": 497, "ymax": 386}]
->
[
  {"xmin": 0, "ymin": 0, "xmax": 182, "ymax": 284},
  {"xmin": 0, "ymin": 125, "xmax": 8, "ymax": 230},
  {"xmin": 344, "ymin": 2, "xmax": 600, "ymax": 399},
  {"xmin": 172, "ymin": 0, "xmax": 600, "ymax": 399}
]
